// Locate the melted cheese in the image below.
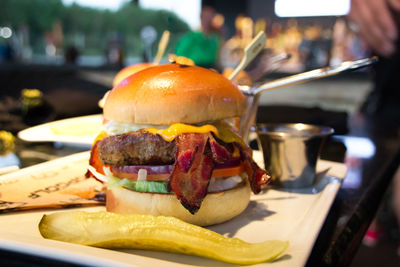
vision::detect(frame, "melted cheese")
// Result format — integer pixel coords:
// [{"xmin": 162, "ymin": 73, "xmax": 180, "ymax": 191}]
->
[
  {"xmin": 144, "ymin": 123, "xmax": 218, "ymax": 142},
  {"xmin": 98, "ymin": 120, "xmax": 240, "ymax": 143},
  {"xmin": 93, "ymin": 130, "xmax": 109, "ymax": 144}
]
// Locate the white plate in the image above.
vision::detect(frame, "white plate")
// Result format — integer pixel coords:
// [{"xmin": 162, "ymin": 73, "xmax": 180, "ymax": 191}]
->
[
  {"xmin": 17, "ymin": 114, "xmax": 103, "ymax": 147},
  {"xmin": 0, "ymin": 152, "xmax": 347, "ymax": 266}
]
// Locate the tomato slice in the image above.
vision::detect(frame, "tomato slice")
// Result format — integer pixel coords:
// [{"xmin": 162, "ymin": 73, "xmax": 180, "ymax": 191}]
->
[
  {"xmin": 112, "ymin": 164, "xmax": 246, "ymax": 181},
  {"xmin": 212, "ymin": 164, "xmax": 246, "ymax": 178},
  {"xmin": 86, "ymin": 140, "xmax": 108, "ymax": 177},
  {"xmin": 112, "ymin": 172, "xmax": 169, "ymax": 181}
]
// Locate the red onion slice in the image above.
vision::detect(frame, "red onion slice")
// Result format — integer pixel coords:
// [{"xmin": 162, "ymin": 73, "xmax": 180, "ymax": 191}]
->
[
  {"xmin": 110, "ymin": 159, "xmax": 241, "ymax": 175},
  {"xmin": 111, "ymin": 164, "xmax": 174, "ymax": 175}
]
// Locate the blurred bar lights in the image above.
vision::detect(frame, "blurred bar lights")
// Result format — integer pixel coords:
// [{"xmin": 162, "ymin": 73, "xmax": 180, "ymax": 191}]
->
[
  {"xmin": 275, "ymin": 0, "xmax": 350, "ymax": 17},
  {"xmin": 0, "ymin": 27, "xmax": 12, "ymax": 39}
]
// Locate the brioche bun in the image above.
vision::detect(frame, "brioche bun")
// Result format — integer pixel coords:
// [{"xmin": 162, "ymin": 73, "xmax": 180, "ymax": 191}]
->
[
  {"xmin": 106, "ymin": 181, "xmax": 251, "ymax": 226},
  {"xmin": 104, "ymin": 63, "xmax": 246, "ymax": 125},
  {"xmin": 112, "ymin": 62, "xmax": 154, "ymax": 87}
]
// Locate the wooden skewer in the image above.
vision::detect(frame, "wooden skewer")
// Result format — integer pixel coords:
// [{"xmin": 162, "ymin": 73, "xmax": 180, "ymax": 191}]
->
[
  {"xmin": 229, "ymin": 31, "xmax": 266, "ymax": 81},
  {"xmin": 153, "ymin": 30, "xmax": 170, "ymax": 64}
]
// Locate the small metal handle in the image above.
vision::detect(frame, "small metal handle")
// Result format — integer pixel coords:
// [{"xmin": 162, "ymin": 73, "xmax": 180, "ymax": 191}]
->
[
  {"xmin": 247, "ymin": 56, "xmax": 378, "ymax": 96},
  {"xmin": 239, "ymin": 56, "xmax": 378, "ymax": 142}
]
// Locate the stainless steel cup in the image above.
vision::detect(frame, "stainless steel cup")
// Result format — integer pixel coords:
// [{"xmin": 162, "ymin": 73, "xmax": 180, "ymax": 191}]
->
[{"xmin": 256, "ymin": 123, "xmax": 334, "ymax": 188}]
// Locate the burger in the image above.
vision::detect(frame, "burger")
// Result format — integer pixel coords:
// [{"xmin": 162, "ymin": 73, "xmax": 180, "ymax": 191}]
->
[{"xmin": 87, "ymin": 62, "xmax": 270, "ymax": 226}]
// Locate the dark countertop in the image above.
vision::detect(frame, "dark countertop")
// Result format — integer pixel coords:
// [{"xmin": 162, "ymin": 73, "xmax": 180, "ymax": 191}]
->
[
  {"xmin": 256, "ymin": 105, "xmax": 400, "ymax": 266},
  {"xmin": 307, "ymin": 114, "xmax": 400, "ymax": 266}
]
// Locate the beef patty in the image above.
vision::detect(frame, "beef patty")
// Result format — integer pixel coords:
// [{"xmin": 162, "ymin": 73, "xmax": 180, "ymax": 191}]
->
[{"xmin": 97, "ymin": 131, "xmax": 176, "ymax": 166}]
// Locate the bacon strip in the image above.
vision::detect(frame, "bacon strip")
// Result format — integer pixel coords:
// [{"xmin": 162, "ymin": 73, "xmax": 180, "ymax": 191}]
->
[
  {"xmin": 168, "ymin": 133, "xmax": 270, "ymax": 214},
  {"xmin": 177, "ymin": 149, "xmax": 197, "ymax": 173},
  {"xmin": 208, "ymin": 134, "xmax": 233, "ymax": 163},
  {"xmin": 234, "ymin": 143, "xmax": 270, "ymax": 193},
  {"xmin": 209, "ymin": 135, "xmax": 269, "ymax": 193},
  {"xmin": 168, "ymin": 133, "xmax": 214, "ymax": 214}
]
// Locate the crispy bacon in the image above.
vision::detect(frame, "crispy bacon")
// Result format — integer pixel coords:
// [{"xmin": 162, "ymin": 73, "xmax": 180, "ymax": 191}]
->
[
  {"xmin": 209, "ymin": 134, "xmax": 269, "ymax": 193},
  {"xmin": 235, "ymin": 143, "xmax": 270, "ymax": 193},
  {"xmin": 168, "ymin": 133, "xmax": 214, "ymax": 214},
  {"xmin": 208, "ymin": 134, "xmax": 233, "ymax": 163},
  {"xmin": 168, "ymin": 132, "xmax": 270, "ymax": 214},
  {"xmin": 177, "ymin": 149, "xmax": 197, "ymax": 173}
]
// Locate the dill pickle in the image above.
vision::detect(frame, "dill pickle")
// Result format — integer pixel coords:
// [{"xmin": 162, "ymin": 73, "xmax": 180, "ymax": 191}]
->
[{"xmin": 39, "ymin": 211, "xmax": 288, "ymax": 265}]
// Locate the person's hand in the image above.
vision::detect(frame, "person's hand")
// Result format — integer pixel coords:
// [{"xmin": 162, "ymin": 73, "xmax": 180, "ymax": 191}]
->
[{"xmin": 348, "ymin": 0, "xmax": 400, "ymax": 57}]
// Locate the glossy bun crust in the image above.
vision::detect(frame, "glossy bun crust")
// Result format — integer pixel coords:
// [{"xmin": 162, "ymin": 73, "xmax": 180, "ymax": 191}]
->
[
  {"xmin": 106, "ymin": 182, "xmax": 251, "ymax": 226},
  {"xmin": 112, "ymin": 62, "xmax": 154, "ymax": 87},
  {"xmin": 104, "ymin": 63, "xmax": 246, "ymax": 125}
]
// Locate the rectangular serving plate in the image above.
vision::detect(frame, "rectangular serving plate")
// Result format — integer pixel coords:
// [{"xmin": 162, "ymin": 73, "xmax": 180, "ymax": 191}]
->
[{"xmin": 0, "ymin": 151, "xmax": 347, "ymax": 266}]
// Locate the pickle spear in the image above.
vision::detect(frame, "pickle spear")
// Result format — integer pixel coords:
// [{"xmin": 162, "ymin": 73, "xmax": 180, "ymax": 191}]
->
[{"xmin": 39, "ymin": 211, "xmax": 288, "ymax": 265}]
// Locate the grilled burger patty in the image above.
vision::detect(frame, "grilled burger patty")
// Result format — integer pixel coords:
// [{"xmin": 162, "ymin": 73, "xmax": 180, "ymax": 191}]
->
[{"xmin": 97, "ymin": 131, "xmax": 176, "ymax": 166}]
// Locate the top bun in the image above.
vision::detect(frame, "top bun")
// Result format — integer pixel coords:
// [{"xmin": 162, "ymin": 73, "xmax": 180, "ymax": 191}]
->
[
  {"xmin": 104, "ymin": 63, "xmax": 246, "ymax": 125},
  {"xmin": 112, "ymin": 62, "xmax": 154, "ymax": 87}
]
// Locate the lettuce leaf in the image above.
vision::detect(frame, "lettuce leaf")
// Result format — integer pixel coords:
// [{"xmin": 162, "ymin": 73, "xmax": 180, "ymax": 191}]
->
[{"xmin": 108, "ymin": 176, "xmax": 170, "ymax": 193}]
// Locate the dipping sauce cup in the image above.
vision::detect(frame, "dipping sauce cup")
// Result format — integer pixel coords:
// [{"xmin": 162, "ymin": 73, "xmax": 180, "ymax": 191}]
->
[{"xmin": 256, "ymin": 123, "xmax": 334, "ymax": 188}]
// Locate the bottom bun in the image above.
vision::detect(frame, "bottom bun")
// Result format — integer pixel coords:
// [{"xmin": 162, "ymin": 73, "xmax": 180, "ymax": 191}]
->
[{"xmin": 106, "ymin": 181, "xmax": 251, "ymax": 226}]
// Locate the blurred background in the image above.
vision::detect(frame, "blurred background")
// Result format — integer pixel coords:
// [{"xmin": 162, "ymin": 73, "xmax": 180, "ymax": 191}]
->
[
  {"xmin": 0, "ymin": 0, "xmax": 364, "ymax": 70},
  {"xmin": 0, "ymin": 0, "xmax": 370, "ymax": 124}
]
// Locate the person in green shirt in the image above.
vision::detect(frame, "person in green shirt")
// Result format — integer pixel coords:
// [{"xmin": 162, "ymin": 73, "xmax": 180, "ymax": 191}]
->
[{"xmin": 175, "ymin": 6, "xmax": 221, "ymax": 69}]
